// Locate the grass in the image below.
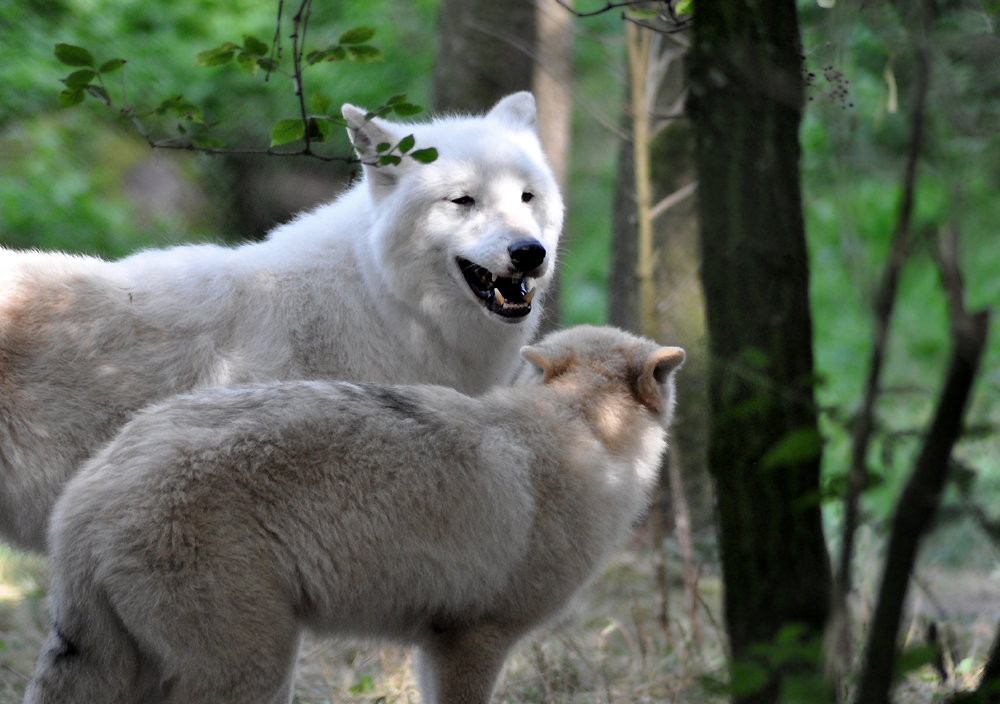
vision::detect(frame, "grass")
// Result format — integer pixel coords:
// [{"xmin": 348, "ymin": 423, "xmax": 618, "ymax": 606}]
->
[
  {"xmin": 3, "ymin": 523, "xmax": 1000, "ymax": 703},
  {"xmin": 0, "ymin": 538, "xmax": 733, "ymax": 704}
]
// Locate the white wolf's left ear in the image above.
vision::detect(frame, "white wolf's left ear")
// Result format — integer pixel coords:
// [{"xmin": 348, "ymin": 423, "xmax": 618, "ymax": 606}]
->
[
  {"xmin": 488, "ymin": 92, "xmax": 538, "ymax": 132},
  {"xmin": 342, "ymin": 104, "xmax": 410, "ymax": 199}
]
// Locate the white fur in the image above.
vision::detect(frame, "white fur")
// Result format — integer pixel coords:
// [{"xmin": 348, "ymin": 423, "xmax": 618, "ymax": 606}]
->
[
  {"xmin": 25, "ymin": 325, "xmax": 684, "ymax": 704},
  {"xmin": 0, "ymin": 92, "xmax": 563, "ymax": 552}
]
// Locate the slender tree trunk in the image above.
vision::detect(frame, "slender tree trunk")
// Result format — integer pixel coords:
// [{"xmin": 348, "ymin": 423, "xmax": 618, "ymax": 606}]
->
[
  {"xmin": 532, "ymin": 0, "xmax": 574, "ymax": 334},
  {"xmin": 687, "ymin": 2, "xmax": 833, "ymax": 701},
  {"xmin": 432, "ymin": 0, "xmax": 536, "ymax": 113}
]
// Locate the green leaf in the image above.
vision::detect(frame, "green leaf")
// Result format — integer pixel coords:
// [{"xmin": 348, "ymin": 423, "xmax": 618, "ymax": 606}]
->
[
  {"xmin": 256, "ymin": 57, "xmax": 280, "ymax": 72},
  {"xmin": 376, "ymin": 142, "xmax": 391, "ymax": 153},
  {"xmin": 177, "ymin": 123, "xmax": 186, "ymax": 135},
  {"xmin": 310, "ymin": 93, "xmax": 332, "ymax": 115},
  {"xmin": 760, "ymin": 428, "xmax": 822, "ymax": 469},
  {"xmin": 308, "ymin": 117, "xmax": 334, "ymax": 142},
  {"xmin": 338, "ymin": 27, "xmax": 376, "ymax": 45},
  {"xmin": 191, "ymin": 135, "xmax": 224, "ymax": 149},
  {"xmin": 378, "ymin": 154, "xmax": 402, "ymax": 166},
  {"xmin": 242, "ymin": 35, "xmax": 268, "ymax": 56},
  {"xmin": 895, "ymin": 645, "xmax": 940, "ymax": 680},
  {"xmin": 58, "ymin": 88, "xmax": 85, "ymax": 108},
  {"xmin": 398, "ymin": 134, "xmax": 415, "ymax": 153},
  {"xmin": 55, "ymin": 43, "xmax": 94, "ymax": 67},
  {"xmin": 196, "ymin": 43, "xmax": 240, "ymax": 67},
  {"xmin": 65, "ymin": 69, "xmax": 97, "ymax": 87},
  {"xmin": 98, "ymin": 58, "xmax": 126, "ymax": 74},
  {"xmin": 236, "ymin": 52, "xmax": 256, "ymax": 74},
  {"xmin": 392, "ymin": 102, "xmax": 423, "ymax": 116},
  {"xmin": 729, "ymin": 660, "xmax": 770, "ymax": 698},
  {"xmin": 386, "ymin": 94, "xmax": 407, "ymax": 105},
  {"xmin": 270, "ymin": 119, "xmax": 305, "ymax": 147},
  {"xmin": 410, "ymin": 147, "xmax": 438, "ymax": 163},
  {"xmin": 675, "ymin": 0, "xmax": 693, "ymax": 14},
  {"xmin": 326, "ymin": 46, "xmax": 347, "ymax": 61},
  {"xmin": 175, "ymin": 102, "xmax": 204, "ymax": 122},
  {"xmin": 346, "ymin": 45, "xmax": 382, "ymax": 63},
  {"xmin": 85, "ymin": 85, "xmax": 110, "ymax": 103}
]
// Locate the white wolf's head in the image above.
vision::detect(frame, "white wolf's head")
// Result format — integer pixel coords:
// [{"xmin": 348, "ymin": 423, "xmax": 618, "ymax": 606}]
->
[{"xmin": 343, "ymin": 93, "xmax": 563, "ymax": 328}]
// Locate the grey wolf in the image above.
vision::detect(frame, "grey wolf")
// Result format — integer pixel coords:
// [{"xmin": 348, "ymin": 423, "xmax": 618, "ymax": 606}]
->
[{"xmin": 25, "ymin": 325, "xmax": 683, "ymax": 704}]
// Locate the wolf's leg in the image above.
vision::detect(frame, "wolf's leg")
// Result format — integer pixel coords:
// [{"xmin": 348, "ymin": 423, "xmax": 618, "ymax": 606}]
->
[
  {"xmin": 414, "ymin": 624, "xmax": 516, "ymax": 704},
  {"xmin": 24, "ymin": 613, "xmax": 163, "ymax": 704}
]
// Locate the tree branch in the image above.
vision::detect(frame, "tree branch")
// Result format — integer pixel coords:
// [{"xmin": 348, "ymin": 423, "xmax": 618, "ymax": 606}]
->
[
  {"xmin": 834, "ymin": 42, "xmax": 931, "ymax": 611},
  {"xmin": 855, "ymin": 225, "xmax": 991, "ymax": 704}
]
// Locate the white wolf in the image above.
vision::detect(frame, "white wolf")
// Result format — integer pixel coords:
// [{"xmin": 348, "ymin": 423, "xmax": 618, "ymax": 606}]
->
[
  {"xmin": 0, "ymin": 91, "xmax": 562, "ymax": 553},
  {"xmin": 24, "ymin": 325, "xmax": 684, "ymax": 704}
]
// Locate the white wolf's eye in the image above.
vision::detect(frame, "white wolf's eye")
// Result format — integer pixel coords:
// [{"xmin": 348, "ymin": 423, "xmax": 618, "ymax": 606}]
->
[
  {"xmin": 451, "ymin": 195, "xmax": 475, "ymax": 206},
  {"xmin": 522, "ymin": 192, "xmax": 534, "ymax": 203}
]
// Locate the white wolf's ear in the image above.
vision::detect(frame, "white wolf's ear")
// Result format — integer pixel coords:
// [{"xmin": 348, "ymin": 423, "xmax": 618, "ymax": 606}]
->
[
  {"xmin": 488, "ymin": 92, "xmax": 538, "ymax": 132},
  {"xmin": 633, "ymin": 346, "xmax": 685, "ymax": 415},
  {"xmin": 342, "ymin": 104, "xmax": 410, "ymax": 199}
]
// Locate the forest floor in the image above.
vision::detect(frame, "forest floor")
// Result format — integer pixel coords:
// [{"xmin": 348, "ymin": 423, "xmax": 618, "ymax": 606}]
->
[{"xmin": 1, "ymin": 530, "xmax": 997, "ymax": 703}]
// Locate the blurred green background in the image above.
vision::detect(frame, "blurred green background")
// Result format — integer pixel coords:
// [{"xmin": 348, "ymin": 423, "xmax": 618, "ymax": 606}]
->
[{"xmin": 0, "ymin": 0, "xmax": 998, "ymax": 555}]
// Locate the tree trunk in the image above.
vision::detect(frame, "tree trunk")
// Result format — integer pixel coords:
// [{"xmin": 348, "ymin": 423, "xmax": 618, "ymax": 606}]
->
[
  {"xmin": 686, "ymin": 2, "xmax": 832, "ymax": 701},
  {"xmin": 532, "ymin": 0, "xmax": 574, "ymax": 334},
  {"xmin": 431, "ymin": 0, "xmax": 536, "ymax": 114}
]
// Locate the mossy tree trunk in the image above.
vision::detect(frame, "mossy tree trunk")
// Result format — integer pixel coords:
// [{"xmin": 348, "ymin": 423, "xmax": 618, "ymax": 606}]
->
[{"xmin": 686, "ymin": 2, "xmax": 833, "ymax": 701}]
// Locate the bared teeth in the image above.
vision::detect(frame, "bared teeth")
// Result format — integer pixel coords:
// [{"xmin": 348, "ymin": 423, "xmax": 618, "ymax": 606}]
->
[
  {"xmin": 494, "ymin": 288, "xmax": 505, "ymax": 306},
  {"xmin": 491, "ymin": 272, "xmax": 498, "ymax": 282},
  {"xmin": 524, "ymin": 287, "xmax": 535, "ymax": 304}
]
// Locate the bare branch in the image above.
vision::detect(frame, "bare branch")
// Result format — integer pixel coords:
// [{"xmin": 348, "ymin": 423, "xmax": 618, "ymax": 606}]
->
[
  {"xmin": 834, "ymin": 42, "xmax": 931, "ymax": 611},
  {"xmin": 649, "ymin": 180, "xmax": 697, "ymax": 221}
]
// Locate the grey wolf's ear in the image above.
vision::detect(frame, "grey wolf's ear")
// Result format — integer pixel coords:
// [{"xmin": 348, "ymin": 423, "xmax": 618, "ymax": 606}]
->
[
  {"xmin": 520, "ymin": 344, "xmax": 567, "ymax": 383},
  {"xmin": 342, "ymin": 104, "xmax": 408, "ymax": 198},
  {"xmin": 633, "ymin": 346, "xmax": 685, "ymax": 413},
  {"xmin": 488, "ymin": 92, "xmax": 538, "ymax": 132}
]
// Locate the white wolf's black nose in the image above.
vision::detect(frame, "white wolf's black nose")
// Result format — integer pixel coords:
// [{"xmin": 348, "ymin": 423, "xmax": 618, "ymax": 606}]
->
[{"xmin": 509, "ymin": 240, "xmax": 546, "ymax": 273}]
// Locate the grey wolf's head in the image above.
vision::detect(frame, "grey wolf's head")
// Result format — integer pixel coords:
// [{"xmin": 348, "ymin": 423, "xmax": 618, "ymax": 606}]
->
[
  {"xmin": 517, "ymin": 325, "xmax": 686, "ymax": 426},
  {"xmin": 342, "ymin": 92, "xmax": 563, "ymax": 326}
]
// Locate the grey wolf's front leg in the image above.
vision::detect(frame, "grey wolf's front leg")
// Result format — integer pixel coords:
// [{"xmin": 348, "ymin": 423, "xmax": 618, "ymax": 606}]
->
[{"xmin": 414, "ymin": 624, "xmax": 517, "ymax": 704}]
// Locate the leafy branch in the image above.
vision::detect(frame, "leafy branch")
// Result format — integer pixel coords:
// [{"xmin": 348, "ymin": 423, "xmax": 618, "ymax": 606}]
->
[{"xmin": 53, "ymin": 0, "xmax": 436, "ymax": 166}]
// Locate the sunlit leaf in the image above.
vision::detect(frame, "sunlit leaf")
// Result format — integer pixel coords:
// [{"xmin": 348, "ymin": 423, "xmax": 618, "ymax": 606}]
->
[
  {"xmin": 270, "ymin": 119, "xmax": 305, "ymax": 147},
  {"xmin": 675, "ymin": 0, "xmax": 694, "ymax": 14},
  {"xmin": 410, "ymin": 147, "xmax": 437, "ymax": 163},
  {"xmin": 338, "ymin": 27, "xmax": 375, "ymax": 45},
  {"xmin": 55, "ymin": 44, "xmax": 94, "ymax": 67},
  {"xmin": 98, "ymin": 58, "xmax": 126, "ymax": 74}
]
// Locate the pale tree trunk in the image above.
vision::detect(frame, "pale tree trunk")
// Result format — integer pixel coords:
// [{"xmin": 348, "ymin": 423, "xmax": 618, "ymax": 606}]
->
[{"xmin": 532, "ymin": 0, "xmax": 574, "ymax": 334}]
